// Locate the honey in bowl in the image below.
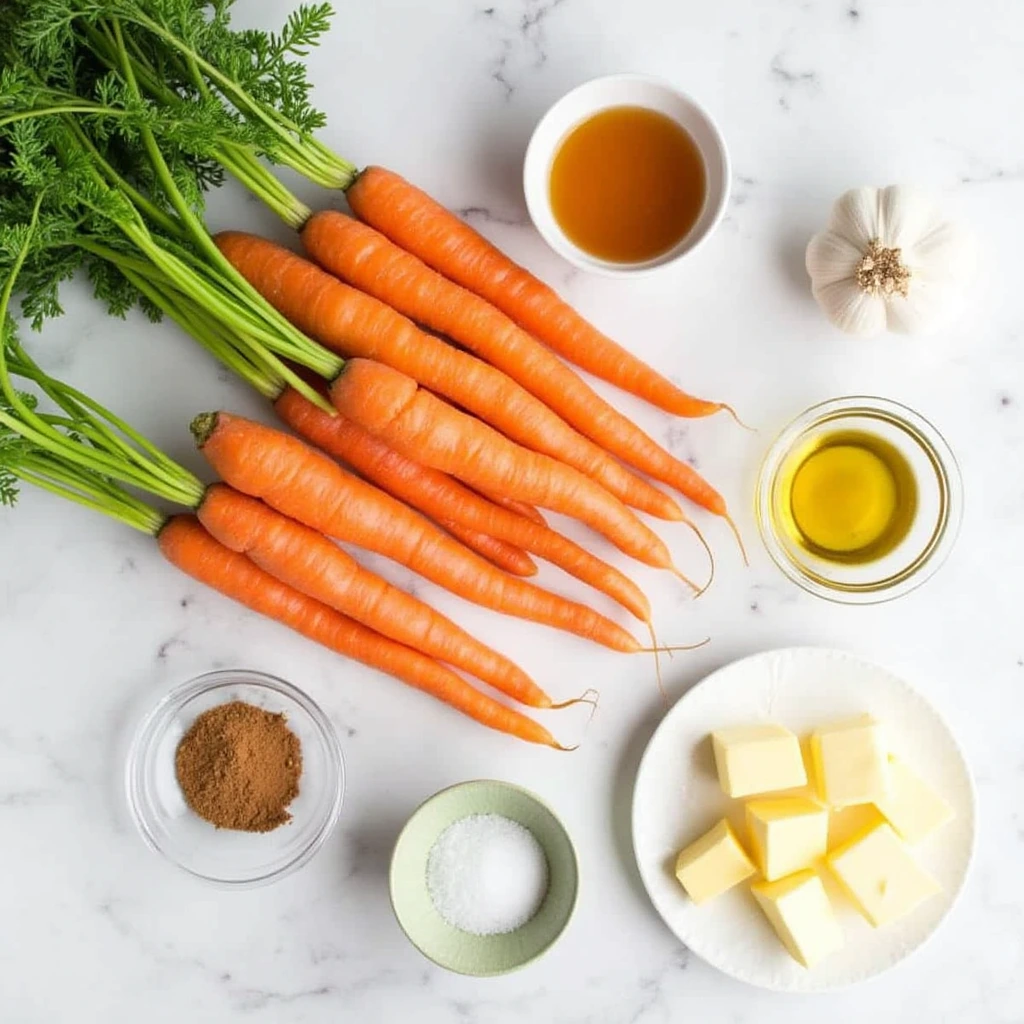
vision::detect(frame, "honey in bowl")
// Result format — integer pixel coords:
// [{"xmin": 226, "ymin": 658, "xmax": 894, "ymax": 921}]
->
[
  {"xmin": 548, "ymin": 105, "xmax": 707, "ymax": 264},
  {"xmin": 775, "ymin": 430, "xmax": 918, "ymax": 565}
]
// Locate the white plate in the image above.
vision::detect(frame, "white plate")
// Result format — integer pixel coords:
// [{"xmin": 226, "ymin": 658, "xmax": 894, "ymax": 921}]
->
[{"xmin": 631, "ymin": 647, "xmax": 976, "ymax": 991}]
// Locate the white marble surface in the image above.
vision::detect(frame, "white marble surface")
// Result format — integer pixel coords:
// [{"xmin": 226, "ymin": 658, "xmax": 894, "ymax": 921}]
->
[{"xmin": 2, "ymin": 0, "xmax": 1023, "ymax": 1021}]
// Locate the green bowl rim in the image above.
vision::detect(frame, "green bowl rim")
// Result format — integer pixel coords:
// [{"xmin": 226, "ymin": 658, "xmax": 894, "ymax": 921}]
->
[{"xmin": 388, "ymin": 778, "xmax": 580, "ymax": 977}]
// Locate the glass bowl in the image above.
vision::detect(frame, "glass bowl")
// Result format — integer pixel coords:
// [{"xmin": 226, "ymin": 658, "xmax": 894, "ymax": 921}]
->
[
  {"xmin": 755, "ymin": 396, "xmax": 963, "ymax": 604},
  {"xmin": 126, "ymin": 669, "xmax": 344, "ymax": 888}
]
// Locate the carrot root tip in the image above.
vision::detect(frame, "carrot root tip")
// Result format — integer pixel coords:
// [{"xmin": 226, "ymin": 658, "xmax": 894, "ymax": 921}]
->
[
  {"xmin": 636, "ymin": 637, "xmax": 710, "ymax": 655},
  {"xmin": 549, "ymin": 687, "xmax": 600, "ymax": 711},
  {"xmin": 550, "ymin": 691, "xmax": 600, "ymax": 751},
  {"xmin": 645, "ymin": 622, "xmax": 667, "ymax": 699},
  {"xmin": 659, "ymin": 637, "xmax": 711, "ymax": 653},
  {"xmin": 721, "ymin": 404, "xmax": 757, "ymax": 432},
  {"xmin": 683, "ymin": 518, "xmax": 716, "ymax": 597},
  {"xmin": 724, "ymin": 513, "xmax": 749, "ymax": 566},
  {"xmin": 670, "ymin": 564, "xmax": 701, "ymax": 595}
]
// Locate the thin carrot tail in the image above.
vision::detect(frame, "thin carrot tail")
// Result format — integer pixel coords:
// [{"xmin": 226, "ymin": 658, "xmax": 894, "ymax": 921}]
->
[
  {"xmin": 548, "ymin": 687, "xmax": 601, "ymax": 750},
  {"xmin": 682, "ymin": 518, "xmax": 716, "ymax": 596},
  {"xmin": 725, "ymin": 513, "xmax": 749, "ymax": 566},
  {"xmin": 548, "ymin": 687, "xmax": 600, "ymax": 711},
  {"xmin": 719, "ymin": 404, "xmax": 757, "ymax": 432},
  {"xmin": 642, "ymin": 638, "xmax": 711, "ymax": 654},
  {"xmin": 646, "ymin": 620, "xmax": 666, "ymax": 701},
  {"xmin": 670, "ymin": 565, "xmax": 701, "ymax": 595}
]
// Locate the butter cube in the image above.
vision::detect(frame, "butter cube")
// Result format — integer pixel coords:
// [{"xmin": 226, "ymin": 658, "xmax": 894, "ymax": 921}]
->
[
  {"xmin": 751, "ymin": 870, "xmax": 844, "ymax": 968},
  {"xmin": 810, "ymin": 715, "xmax": 889, "ymax": 808},
  {"xmin": 827, "ymin": 822, "xmax": 941, "ymax": 927},
  {"xmin": 711, "ymin": 724, "xmax": 806, "ymax": 798},
  {"xmin": 873, "ymin": 755, "xmax": 954, "ymax": 845},
  {"xmin": 746, "ymin": 797, "xmax": 829, "ymax": 881},
  {"xmin": 674, "ymin": 819, "xmax": 756, "ymax": 904}
]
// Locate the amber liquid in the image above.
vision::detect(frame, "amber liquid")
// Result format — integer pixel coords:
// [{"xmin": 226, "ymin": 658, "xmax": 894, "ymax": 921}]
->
[{"xmin": 549, "ymin": 105, "xmax": 707, "ymax": 263}]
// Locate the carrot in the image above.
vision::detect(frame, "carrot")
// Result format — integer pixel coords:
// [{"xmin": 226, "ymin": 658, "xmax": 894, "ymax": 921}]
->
[
  {"xmin": 274, "ymin": 386, "xmax": 651, "ymax": 621},
  {"xmin": 158, "ymin": 515, "xmax": 561, "ymax": 745},
  {"xmin": 480, "ymin": 493, "xmax": 546, "ymax": 526},
  {"xmin": 196, "ymin": 483, "xmax": 548, "ymax": 705},
  {"xmin": 270, "ymin": 382, "xmax": 538, "ymax": 575},
  {"xmin": 192, "ymin": 410, "xmax": 646, "ymax": 651},
  {"xmin": 300, "ymin": 210, "xmax": 726, "ymax": 526},
  {"xmin": 327, "ymin": 358, "xmax": 686, "ymax": 577},
  {"xmin": 345, "ymin": 166, "xmax": 738, "ymax": 421},
  {"xmin": 440, "ymin": 519, "xmax": 537, "ymax": 577},
  {"xmin": 215, "ymin": 230, "xmax": 682, "ymax": 522}
]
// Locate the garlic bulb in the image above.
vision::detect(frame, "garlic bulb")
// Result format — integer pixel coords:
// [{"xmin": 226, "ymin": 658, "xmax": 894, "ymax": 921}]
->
[{"xmin": 805, "ymin": 186, "xmax": 974, "ymax": 337}]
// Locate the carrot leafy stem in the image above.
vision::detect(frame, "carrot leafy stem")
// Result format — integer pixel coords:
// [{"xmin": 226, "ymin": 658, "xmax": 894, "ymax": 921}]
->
[{"xmin": 0, "ymin": 199, "xmax": 203, "ymax": 529}]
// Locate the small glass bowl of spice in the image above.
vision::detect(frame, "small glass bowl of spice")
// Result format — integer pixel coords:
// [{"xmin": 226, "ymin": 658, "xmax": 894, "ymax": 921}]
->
[
  {"xmin": 756, "ymin": 396, "xmax": 963, "ymax": 604},
  {"xmin": 126, "ymin": 669, "xmax": 344, "ymax": 887}
]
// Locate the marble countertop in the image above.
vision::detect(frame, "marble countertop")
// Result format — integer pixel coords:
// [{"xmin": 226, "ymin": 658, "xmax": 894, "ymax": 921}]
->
[{"xmin": 2, "ymin": 1, "xmax": 1023, "ymax": 1021}]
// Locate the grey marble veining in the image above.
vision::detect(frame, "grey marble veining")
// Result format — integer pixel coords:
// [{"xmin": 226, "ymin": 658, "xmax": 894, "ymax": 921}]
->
[{"xmin": 3, "ymin": 0, "xmax": 1024, "ymax": 1021}]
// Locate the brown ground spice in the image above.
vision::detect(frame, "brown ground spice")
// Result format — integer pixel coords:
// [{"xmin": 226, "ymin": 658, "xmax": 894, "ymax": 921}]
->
[{"xmin": 175, "ymin": 700, "xmax": 302, "ymax": 832}]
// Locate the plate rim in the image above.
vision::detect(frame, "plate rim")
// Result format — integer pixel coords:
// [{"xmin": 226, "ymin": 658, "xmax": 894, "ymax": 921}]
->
[{"xmin": 630, "ymin": 645, "xmax": 977, "ymax": 992}]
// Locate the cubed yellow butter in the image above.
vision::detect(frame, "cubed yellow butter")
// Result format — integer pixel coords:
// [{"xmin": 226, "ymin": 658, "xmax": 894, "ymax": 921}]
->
[
  {"xmin": 810, "ymin": 715, "xmax": 889, "ymax": 808},
  {"xmin": 746, "ymin": 797, "xmax": 829, "ymax": 881},
  {"xmin": 711, "ymin": 724, "xmax": 806, "ymax": 798},
  {"xmin": 827, "ymin": 822, "xmax": 941, "ymax": 927},
  {"xmin": 828, "ymin": 802, "xmax": 885, "ymax": 850},
  {"xmin": 674, "ymin": 819, "xmax": 756, "ymax": 904},
  {"xmin": 751, "ymin": 870, "xmax": 844, "ymax": 968},
  {"xmin": 873, "ymin": 754, "xmax": 954, "ymax": 845}
]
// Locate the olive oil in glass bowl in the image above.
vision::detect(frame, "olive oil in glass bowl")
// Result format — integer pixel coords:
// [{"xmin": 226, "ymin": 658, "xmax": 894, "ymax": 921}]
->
[{"xmin": 756, "ymin": 397, "xmax": 963, "ymax": 604}]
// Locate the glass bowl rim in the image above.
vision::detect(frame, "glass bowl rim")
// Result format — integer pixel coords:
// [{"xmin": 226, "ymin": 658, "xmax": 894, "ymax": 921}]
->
[
  {"xmin": 755, "ymin": 395, "xmax": 964, "ymax": 606},
  {"xmin": 125, "ymin": 667, "xmax": 345, "ymax": 889}
]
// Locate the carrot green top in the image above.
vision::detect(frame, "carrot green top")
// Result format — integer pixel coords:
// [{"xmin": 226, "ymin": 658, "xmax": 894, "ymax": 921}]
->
[{"xmin": 0, "ymin": 200, "xmax": 203, "ymax": 532}]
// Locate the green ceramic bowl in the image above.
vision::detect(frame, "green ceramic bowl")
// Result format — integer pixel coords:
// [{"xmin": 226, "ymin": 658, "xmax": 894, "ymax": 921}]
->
[{"xmin": 389, "ymin": 780, "xmax": 579, "ymax": 976}]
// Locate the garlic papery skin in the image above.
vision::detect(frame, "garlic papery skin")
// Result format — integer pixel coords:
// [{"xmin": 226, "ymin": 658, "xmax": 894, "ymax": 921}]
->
[{"xmin": 806, "ymin": 186, "xmax": 975, "ymax": 338}]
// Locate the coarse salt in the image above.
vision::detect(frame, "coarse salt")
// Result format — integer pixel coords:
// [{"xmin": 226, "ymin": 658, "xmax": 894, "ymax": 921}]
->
[{"xmin": 426, "ymin": 813, "xmax": 549, "ymax": 936}]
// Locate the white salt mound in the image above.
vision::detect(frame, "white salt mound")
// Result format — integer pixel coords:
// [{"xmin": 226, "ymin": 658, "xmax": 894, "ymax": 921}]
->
[{"xmin": 426, "ymin": 812, "xmax": 550, "ymax": 936}]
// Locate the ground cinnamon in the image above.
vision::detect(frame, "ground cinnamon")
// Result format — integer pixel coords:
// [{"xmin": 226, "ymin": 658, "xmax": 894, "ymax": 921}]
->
[{"xmin": 175, "ymin": 700, "xmax": 302, "ymax": 832}]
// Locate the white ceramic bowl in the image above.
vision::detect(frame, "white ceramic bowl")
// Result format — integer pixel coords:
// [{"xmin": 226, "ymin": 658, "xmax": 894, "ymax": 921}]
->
[{"xmin": 523, "ymin": 74, "xmax": 730, "ymax": 276}]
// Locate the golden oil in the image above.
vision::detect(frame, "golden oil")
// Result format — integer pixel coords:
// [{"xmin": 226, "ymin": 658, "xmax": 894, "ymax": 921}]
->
[{"xmin": 774, "ymin": 429, "xmax": 917, "ymax": 565}]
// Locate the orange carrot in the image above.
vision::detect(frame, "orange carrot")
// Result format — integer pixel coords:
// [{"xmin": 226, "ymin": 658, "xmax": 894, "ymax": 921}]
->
[
  {"xmin": 192, "ymin": 410, "xmax": 645, "ymax": 651},
  {"xmin": 345, "ymin": 166, "xmax": 735, "ymax": 420},
  {"xmin": 215, "ymin": 230, "xmax": 681, "ymax": 522},
  {"xmin": 158, "ymin": 515, "xmax": 560, "ymax": 744},
  {"xmin": 301, "ymin": 210, "xmax": 726, "ymax": 522},
  {"xmin": 440, "ymin": 519, "xmax": 537, "ymax": 577},
  {"xmin": 274, "ymin": 386, "xmax": 651, "ymax": 621},
  {"xmin": 480, "ymin": 493, "xmax": 546, "ymax": 526},
  {"xmin": 327, "ymin": 358, "xmax": 683, "ymax": 576},
  {"xmin": 196, "ymin": 483, "xmax": 548, "ymax": 705}
]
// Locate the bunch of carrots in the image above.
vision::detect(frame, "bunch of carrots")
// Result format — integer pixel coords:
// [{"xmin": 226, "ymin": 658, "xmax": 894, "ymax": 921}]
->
[{"xmin": 0, "ymin": 1, "xmax": 742, "ymax": 746}]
